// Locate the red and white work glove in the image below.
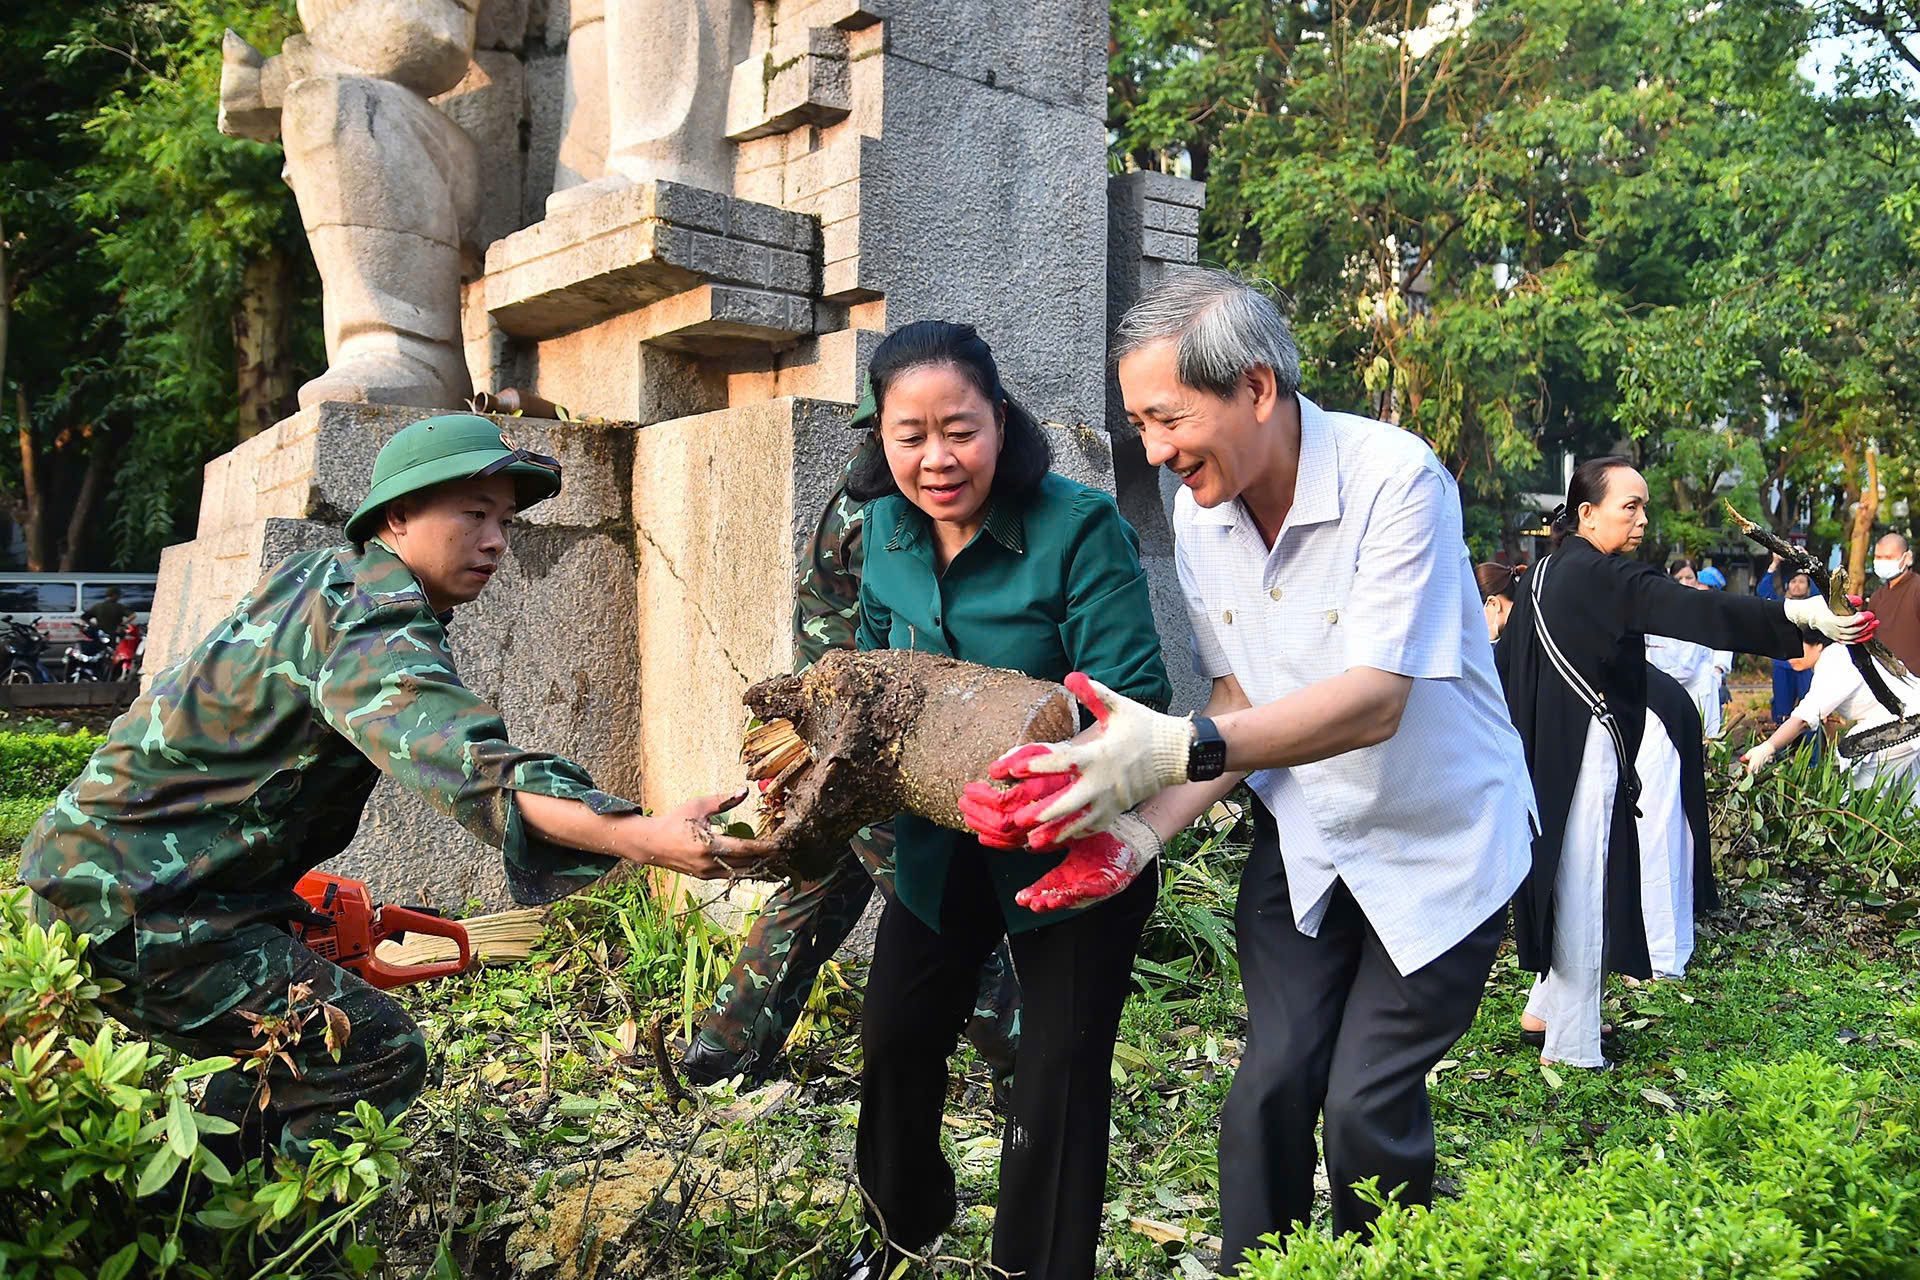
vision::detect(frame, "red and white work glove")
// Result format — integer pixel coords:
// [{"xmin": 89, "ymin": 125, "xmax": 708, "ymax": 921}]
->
[
  {"xmin": 1013, "ymin": 812, "xmax": 1162, "ymax": 913},
  {"xmin": 957, "ymin": 744, "xmax": 1079, "ymax": 850},
  {"xmin": 1784, "ymin": 594, "xmax": 1878, "ymax": 645},
  {"xmin": 978, "ymin": 672, "xmax": 1193, "ymax": 846}
]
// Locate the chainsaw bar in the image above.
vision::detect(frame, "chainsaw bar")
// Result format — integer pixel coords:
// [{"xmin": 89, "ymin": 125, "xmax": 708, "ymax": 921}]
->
[{"xmin": 1841, "ymin": 716, "xmax": 1920, "ymax": 757}]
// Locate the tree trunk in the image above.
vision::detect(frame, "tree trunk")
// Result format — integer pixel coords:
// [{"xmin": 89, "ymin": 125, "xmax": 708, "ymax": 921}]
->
[
  {"xmin": 16, "ymin": 386, "xmax": 48, "ymax": 572},
  {"xmin": 1846, "ymin": 440, "xmax": 1879, "ymax": 598},
  {"xmin": 56, "ymin": 427, "xmax": 111, "ymax": 571},
  {"xmin": 233, "ymin": 250, "xmax": 295, "ymax": 441}
]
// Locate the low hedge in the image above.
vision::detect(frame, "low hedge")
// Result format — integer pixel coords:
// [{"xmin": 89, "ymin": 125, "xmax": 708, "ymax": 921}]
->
[
  {"xmin": 1240, "ymin": 1055, "xmax": 1920, "ymax": 1279},
  {"xmin": 0, "ymin": 730, "xmax": 103, "ymax": 800}
]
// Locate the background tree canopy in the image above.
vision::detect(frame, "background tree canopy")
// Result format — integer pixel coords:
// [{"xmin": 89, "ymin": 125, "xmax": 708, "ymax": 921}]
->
[
  {"xmin": 1, "ymin": 0, "xmax": 1915, "ymax": 573},
  {"xmin": 0, "ymin": 0, "xmax": 319, "ymax": 573},
  {"xmin": 1112, "ymin": 0, "xmax": 1920, "ymax": 571}
]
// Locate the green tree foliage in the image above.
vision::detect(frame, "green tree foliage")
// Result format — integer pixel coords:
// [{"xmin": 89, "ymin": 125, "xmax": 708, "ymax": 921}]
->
[
  {"xmin": 1, "ymin": 0, "xmax": 319, "ymax": 571},
  {"xmin": 1111, "ymin": 0, "xmax": 1920, "ymax": 562}
]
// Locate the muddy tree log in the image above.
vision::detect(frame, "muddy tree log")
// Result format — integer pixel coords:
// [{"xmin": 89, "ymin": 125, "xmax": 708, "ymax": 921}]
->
[{"xmin": 742, "ymin": 650, "xmax": 1076, "ymax": 878}]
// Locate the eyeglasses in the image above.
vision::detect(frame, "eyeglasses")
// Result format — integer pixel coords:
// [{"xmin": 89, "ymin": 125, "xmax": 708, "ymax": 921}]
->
[{"xmin": 473, "ymin": 448, "xmax": 561, "ymax": 479}]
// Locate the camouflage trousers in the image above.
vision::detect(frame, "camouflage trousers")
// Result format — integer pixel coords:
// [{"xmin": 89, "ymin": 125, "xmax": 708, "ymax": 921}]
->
[
  {"xmin": 88, "ymin": 922, "xmax": 429, "ymax": 1163},
  {"xmin": 695, "ymin": 824, "xmax": 1022, "ymax": 1078}
]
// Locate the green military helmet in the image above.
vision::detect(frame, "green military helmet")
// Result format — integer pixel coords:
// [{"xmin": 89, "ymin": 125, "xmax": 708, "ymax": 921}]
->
[{"xmin": 345, "ymin": 414, "xmax": 564, "ymax": 541}]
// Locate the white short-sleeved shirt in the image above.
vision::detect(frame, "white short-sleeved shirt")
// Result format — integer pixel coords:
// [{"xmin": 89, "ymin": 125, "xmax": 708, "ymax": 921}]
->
[{"xmin": 1174, "ymin": 395, "xmax": 1536, "ymax": 976}]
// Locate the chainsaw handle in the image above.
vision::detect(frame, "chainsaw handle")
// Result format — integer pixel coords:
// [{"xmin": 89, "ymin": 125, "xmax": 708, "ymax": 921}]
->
[{"xmin": 365, "ymin": 905, "xmax": 472, "ymax": 990}]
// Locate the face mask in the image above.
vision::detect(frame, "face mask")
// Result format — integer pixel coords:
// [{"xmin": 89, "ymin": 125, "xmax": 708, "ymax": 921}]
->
[{"xmin": 1874, "ymin": 558, "xmax": 1908, "ymax": 581}]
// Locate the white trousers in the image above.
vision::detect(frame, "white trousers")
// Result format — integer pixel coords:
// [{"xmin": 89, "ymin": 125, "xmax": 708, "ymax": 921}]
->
[
  {"xmin": 1842, "ymin": 732, "xmax": 1920, "ymax": 801},
  {"xmin": 1634, "ymin": 711, "xmax": 1693, "ymax": 978},
  {"xmin": 1525, "ymin": 719, "xmax": 1616, "ymax": 1067}
]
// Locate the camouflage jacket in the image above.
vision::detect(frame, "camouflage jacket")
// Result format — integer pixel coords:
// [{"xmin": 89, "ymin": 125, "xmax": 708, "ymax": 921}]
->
[
  {"xmin": 20, "ymin": 539, "xmax": 629, "ymax": 970},
  {"xmin": 793, "ymin": 439, "xmax": 875, "ymax": 671}
]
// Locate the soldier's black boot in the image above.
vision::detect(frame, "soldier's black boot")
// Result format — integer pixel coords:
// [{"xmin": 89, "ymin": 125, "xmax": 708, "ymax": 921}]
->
[{"xmin": 678, "ymin": 1033, "xmax": 769, "ymax": 1087}]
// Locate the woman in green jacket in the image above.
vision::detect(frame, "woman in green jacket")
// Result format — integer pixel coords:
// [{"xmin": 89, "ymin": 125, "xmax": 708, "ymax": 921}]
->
[{"xmin": 840, "ymin": 322, "xmax": 1172, "ymax": 1280}]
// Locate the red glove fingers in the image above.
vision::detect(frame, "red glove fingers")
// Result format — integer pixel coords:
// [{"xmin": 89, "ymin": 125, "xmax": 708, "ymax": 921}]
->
[
  {"xmin": 1014, "ymin": 832, "xmax": 1126, "ymax": 913},
  {"xmin": 1063, "ymin": 671, "xmax": 1112, "ymax": 727},
  {"xmin": 1021, "ymin": 806, "xmax": 1093, "ymax": 852},
  {"xmin": 990, "ymin": 741, "xmax": 1065, "ymax": 782},
  {"xmin": 959, "ymin": 775, "xmax": 1070, "ymax": 849}
]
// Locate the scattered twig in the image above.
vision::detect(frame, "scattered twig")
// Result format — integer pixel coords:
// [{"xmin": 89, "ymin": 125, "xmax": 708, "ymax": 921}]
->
[{"xmin": 650, "ymin": 1014, "xmax": 691, "ymax": 1106}]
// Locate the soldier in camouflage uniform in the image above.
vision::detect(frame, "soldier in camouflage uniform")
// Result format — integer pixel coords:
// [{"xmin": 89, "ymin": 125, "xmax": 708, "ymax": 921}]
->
[
  {"xmin": 681, "ymin": 403, "xmax": 1022, "ymax": 1089},
  {"xmin": 20, "ymin": 414, "xmax": 766, "ymax": 1162}
]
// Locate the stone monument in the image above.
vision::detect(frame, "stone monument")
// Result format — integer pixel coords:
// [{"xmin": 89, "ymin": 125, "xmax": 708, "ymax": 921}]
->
[
  {"xmin": 146, "ymin": 0, "xmax": 1204, "ymax": 909},
  {"xmin": 219, "ymin": 0, "xmax": 482, "ymax": 409}
]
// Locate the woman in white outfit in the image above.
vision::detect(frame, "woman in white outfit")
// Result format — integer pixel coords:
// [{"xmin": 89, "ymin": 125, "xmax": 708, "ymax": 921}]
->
[
  {"xmin": 1494, "ymin": 458, "xmax": 1872, "ymax": 1069},
  {"xmin": 1636, "ymin": 668, "xmax": 1713, "ymax": 977},
  {"xmin": 1647, "ymin": 562, "xmax": 1730, "ymax": 738},
  {"xmin": 1740, "ymin": 634, "xmax": 1920, "ymax": 798}
]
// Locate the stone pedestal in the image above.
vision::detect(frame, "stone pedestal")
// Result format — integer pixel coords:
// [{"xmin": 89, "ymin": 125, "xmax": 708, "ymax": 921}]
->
[
  {"xmin": 629, "ymin": 396, "xmax": 855, "ymax": 820},
  {"xmin": 1107, "ymin": 171, "xmax": 1208, "ymax": 711}
]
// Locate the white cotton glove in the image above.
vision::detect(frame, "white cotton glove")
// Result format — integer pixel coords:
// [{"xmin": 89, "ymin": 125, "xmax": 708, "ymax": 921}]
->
[
  {"xmin": 1783, "ymin": 594, "xmax": 1877, "ymax": 645},
  {"xmin": 989, "ymin": 671, "xmax": 1193, "ymax": 843},
  {"xmin": 1740, "ymin": 741, "xmax": 1777, "ymax": 775}
]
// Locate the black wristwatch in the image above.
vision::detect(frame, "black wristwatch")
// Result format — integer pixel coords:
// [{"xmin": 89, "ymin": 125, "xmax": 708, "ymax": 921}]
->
[{"xmin": 1187, "ymin": 716, "xmax": 1228, "ymax": 782}]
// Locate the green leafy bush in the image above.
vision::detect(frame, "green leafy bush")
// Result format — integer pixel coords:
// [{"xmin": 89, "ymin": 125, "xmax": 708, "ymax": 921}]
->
[
  {"xmin": 0, "ymin": 888, "xmax": 409, "ymax": 1276},
  {"xmin": 1237, "ymin": 1055, "xmax": 1920, "ymax": 1279},
  {"xmin": 1708, "ymin": 738, "xmax": 1920, "ymax": 893},
  {"xmin": 0, "ymin": 732, "xmax": 105, "ymax": 801}
]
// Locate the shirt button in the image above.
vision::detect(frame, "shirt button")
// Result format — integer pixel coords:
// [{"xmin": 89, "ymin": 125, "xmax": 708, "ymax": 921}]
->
[
  {"xmin": 1223, "ymin": 610, "xmax": 1234, "ymax": 625},
  {"xmin": 1325, "ymin": 609, "xmax": 1339, "ymax": 625},
  {"xmin": 1270, "ymin": 587, "xmax": 1282, "ymax": 601}
]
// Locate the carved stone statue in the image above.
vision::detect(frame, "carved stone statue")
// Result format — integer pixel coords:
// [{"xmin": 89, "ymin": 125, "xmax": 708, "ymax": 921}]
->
[
  {"xmin": 547, "ymin": 0, "xmax": 742, "ymax": 214},
  {"xmin": 220, "ymin": 0, "xmax": 481, "ymax": 409}
]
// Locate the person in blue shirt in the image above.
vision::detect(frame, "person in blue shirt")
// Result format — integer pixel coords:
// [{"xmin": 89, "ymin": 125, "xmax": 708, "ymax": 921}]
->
[
  {"xmin": 840, "ymin": 321, "xmax": 1171, "ymax": 1280},
  {"xmin": 1756, "ymin": 553, "xmax": 1817, "ymax": 727}
]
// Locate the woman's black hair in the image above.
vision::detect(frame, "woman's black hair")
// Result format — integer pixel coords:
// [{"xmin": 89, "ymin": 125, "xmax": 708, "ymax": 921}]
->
[
  {"xmin": 1668, "ymin": 558, "xmax": 1699, "ymax": 577},
  {"xmin": 1475, "ymin": 561, "xmax": 1524, "ymax": 602},
  {"xmin": 1549, "ymin": 454, "xmax": 1637, "ymax": 549},
  {"xmin": 845, "ymin": 320, "xmax": 1052, "ymax": 505}
]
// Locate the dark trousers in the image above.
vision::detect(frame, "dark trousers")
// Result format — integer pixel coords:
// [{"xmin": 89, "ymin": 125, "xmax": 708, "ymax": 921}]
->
[
  {"xmin": 90, "ymin": 923, "xmax": 428, "ymax": 1164},
  {"xmin": 1220, "ymin": 804, "xmax": 1502, "ymax": 1267},
  {"xmin": 857, "ymin": 850, "xmax": 1156, "ymax": 1280},
  {"xmin": 695, "ymin": 826, "xmax": 1021, "ymax": 1079}
]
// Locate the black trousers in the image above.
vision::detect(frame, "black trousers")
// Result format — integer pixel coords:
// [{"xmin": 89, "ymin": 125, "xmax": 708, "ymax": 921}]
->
[
  {"xmin": 1219, "ymin": 802, "xmax": 1502, "ymax": 1267},
  {"xmin": 856, "ymin": 848, "xmax": 1156, "ymax": 1280}
]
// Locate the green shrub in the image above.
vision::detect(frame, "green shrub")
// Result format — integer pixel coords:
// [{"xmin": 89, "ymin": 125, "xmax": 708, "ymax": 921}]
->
[
  {"xmin": 0, "ymin": 732, "xmax": 105, "ymax": 801},
  {"xmin": 1237, "ymin": 1055, "xmax": 1920, "ymax": 1279},
  {"xmin": 1, "ymin": 796, "xmax": 54, "ymax": 870},
  {"xmin": 0, "ymin": 888, "xmax": 410, "ymax": 1276},
  {"xmin": 1708, "ymin": 738, "xmax": 1920, "ymax": 893}
]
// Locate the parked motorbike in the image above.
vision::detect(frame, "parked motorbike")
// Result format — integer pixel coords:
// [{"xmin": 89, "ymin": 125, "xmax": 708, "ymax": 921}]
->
[
  {"xmin": 110, "ymin": 621, "xmax": 144, "ymax": 682},
  {"xmin": 2, "ymin": 620, "xmax": 51, "ymax": 684},
  {"xmin": 62, "ymin": 623, "xmax": 114, "ymax": 683}
]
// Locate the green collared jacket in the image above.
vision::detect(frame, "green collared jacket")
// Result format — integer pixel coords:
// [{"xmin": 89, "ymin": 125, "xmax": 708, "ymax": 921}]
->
[
  {"xmin": 857, "ymin": 472, "xmax": 1172, "ymax": 933},
  {"xmin": 19, "ymin": 538, "xmax": 627, "ymax": 975}
]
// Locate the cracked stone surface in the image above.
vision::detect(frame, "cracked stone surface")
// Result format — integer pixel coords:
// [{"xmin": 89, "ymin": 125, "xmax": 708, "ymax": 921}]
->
[{"xmin": 629, "ymin": 395, "xmax": 855, "ymax": 820}]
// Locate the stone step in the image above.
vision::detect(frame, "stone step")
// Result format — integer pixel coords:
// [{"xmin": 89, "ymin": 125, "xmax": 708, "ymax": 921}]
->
[{"xmin": 478, "ymin": 179, "xmax": 821, "ymax": 345}]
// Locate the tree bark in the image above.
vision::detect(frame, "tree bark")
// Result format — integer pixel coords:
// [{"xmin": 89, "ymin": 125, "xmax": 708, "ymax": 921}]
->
[
  {"xmin": 16, "ymin": 386, "xmax": 48, "ymax": 572},
  {"xmin": 233, "ymin": 250, "xmax": 295, "ymax": 441},
  {"xmin": 56, "ymin": 427, "xmax": 110, "ymax": 572},
  {"xmin": 1847, "ymin": 439, "xmax": 1879, "ymax": 598}
]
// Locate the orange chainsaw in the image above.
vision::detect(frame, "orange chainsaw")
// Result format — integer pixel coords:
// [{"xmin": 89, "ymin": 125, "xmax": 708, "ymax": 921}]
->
[{"xmin": 291, "ymin": 871, "xmax": 473, "ymax": 990}]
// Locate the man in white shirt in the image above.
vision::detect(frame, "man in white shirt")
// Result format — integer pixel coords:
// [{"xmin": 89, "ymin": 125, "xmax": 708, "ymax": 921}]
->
[{"xmin": 968, "ymin": 269, "xmax": 1536, "ymax": 1262}]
